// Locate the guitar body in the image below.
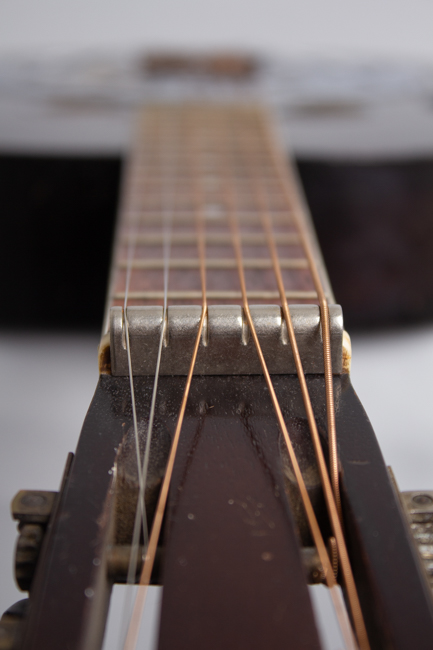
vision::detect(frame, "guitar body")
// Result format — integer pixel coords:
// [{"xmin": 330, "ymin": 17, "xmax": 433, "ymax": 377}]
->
[
  {"xmin": 2, "ymin": 63, "xmax": 433, "ymax": 650},
  {"xmin": 17, "ymin": 374, "xmax": 433, "ymax": 649}
]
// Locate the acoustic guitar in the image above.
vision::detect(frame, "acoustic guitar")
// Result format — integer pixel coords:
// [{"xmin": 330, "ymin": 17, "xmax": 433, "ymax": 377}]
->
[{"xmin": 2, "ymin": 55, "xmax": 433, "ymax": 650}]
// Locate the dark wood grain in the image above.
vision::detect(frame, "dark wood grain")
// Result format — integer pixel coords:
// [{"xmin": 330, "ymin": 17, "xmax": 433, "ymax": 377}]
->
[{"xmin": 158, "ymin": 379, "xmax": 321, "ymax": 650}]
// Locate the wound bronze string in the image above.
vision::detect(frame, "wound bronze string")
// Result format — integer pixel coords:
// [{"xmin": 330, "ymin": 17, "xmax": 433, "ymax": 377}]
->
[
  {"xmin": 219, "ymin": 112, "xmax": 358, "ymax": 649},
  {"xmin": 251, "ymin": 110, "xmax": 369, "ymax": 649},
  {"xmin": 260, "ymin": 113, "xmax": 342, "ymax": 521},
  {"xmin": 123, "ymin": 107, "xmax": 208, "ymax": 650}
]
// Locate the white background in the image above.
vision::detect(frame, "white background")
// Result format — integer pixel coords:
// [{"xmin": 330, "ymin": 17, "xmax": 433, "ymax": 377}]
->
[{"xmin": 0, "ymin": 0, "xmax": 433, "ymax": 63}]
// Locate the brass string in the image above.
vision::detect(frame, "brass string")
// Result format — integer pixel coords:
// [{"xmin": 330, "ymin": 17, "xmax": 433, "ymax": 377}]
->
[
  {"xmin": 262, "ymin": 208, "xmax": 368, "ymax": 650},
  {"xmin": 259, "ymin": 114, "xmax": 342, "ymax": 522},
  {"xmin": 250, "ymin": 110, "xmax": 369, "ymax": 650},
  {"xmin": 123, "ymin": 109, "xmax": 208, "ymax": 650},
  {"xmin": 218, "ymin": 112, "xmax": 358, "ymax": 650}
]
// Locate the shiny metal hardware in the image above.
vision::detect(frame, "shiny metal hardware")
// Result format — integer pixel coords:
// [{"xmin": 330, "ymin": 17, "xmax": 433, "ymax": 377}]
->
[
  {"xmin": 400, "ymin": 490, "xmax": 433, "ymax": 592},
  {"xmin": 110, "ymin": 304, "xmax": 343, "ymax": 376}
]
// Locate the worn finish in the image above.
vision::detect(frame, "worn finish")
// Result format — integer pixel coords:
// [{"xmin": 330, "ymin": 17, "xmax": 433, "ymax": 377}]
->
[
  {"xmin": 11, "ymin": 491, "xmax": 57, "ymax": 526},
  {"xmin": 110, "ymin": 304, "xmax": 343, "ymax": 376},
  {"xmin": 331, "ymin": 375, "xmax": 433, "ymax": 650},
  {"xmin": 401, "ymin": 490, "xmax": 433, "ymax": 592},
  {"xmin": 14, "ymin": 525, "xmax": 45, "ymax": 592},
  {"xmin": 0, "ymin": 600, "xmax": 29, "ymax": 650},
  {"xmin": 15, "ymin": 372, "xmax": 433, "ymax": 650},
  {"xmin": 19, "ymin": 381, "xmax": 131, "ymax": 650},
  {"xmin": 157, "ymin": 376, "xmax": 321, "ymax": 650}
]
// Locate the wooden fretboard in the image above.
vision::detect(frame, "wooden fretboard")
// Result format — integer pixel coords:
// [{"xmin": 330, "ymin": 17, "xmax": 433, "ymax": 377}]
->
[{"xmin": 104, "ymin": 104, "xmax": 333, "ymax": 332}]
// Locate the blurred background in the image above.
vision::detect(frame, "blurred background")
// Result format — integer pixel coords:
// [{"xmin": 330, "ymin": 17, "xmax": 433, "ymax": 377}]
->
[{"xmin": 1, "ymin": 0, "xmax": 433, "ymax": 627}]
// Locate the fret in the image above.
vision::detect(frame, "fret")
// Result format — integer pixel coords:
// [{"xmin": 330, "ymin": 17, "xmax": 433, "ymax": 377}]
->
[
  {"xmin": 105, "ymin": 104, "xmax": 332, "ymax": 322},
  {"xmin": 121, "ymin": 210, "xmax": 294, "ymax": 225},
  {"xmin": 121, "ymin": 232, "xmax": 301, "ymax": 245},
  {"xmin": 113, "ymin": 290, "xmax": 318, "ymax": 301},
  {"xmin": 117, "ymin": 258, "xmax": 308, "ymax": 270}
]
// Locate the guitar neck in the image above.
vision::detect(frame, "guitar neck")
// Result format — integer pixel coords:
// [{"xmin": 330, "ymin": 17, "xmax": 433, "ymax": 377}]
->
[
  {"xmin": 104, "ymin": 104, "xmax": 334, "ymax": 332},
  {"xmin": 11, "ymin": 100, "xmax": 433, "ymax": 650}
]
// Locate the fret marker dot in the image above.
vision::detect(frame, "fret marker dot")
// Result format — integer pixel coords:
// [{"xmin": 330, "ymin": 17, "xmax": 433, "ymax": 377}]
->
[
  {"xmin": 261, "ymin": 552, "xmax": 274, "ymax": 562},
  {"xmin": 188, "ymin": 513, "xmax": 195, "ymax": 520},
  {"xmin": 205, "ymin": 203, "xmax": 224, "ymax": 219},
  {"xmin": 228, "ymin": 499, "xmax": 234, "ymax": 505}
]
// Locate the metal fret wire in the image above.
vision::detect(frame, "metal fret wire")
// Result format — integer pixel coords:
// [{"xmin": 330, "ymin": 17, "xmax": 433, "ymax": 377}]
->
[
  {"xmin": 121, "ymin": 210, "xmax": 295, "ymax": 221},
  {"xmin": 118, "ymin": 257, "xmax": 308, "ymax": 269},
  {"xmin": 121, "ymin": 232, "xmax": 301, "ymax": 245},
  {"xmin": 110, "ymin": 110, "xmax": 316, "ymax": 310},
  {"xmin": 221, "ymin": 113, "xmax": 358, "ymax": 650},
  {"xmin": 238, "ymin": 115, "xmax": 367, "ymax": 648},
  {"xmin": 113, "ymin": 290, "xmax": 317, "ymax": 301},
  {"xmin": 123, "ymin": 109, "xmax": 209, "ymax": 650}
]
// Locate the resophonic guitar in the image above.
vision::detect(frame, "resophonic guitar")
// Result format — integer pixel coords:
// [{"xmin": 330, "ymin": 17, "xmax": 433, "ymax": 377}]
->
[{"xmin": 2, "ymin": 60, "xmax": 433, "ymax": 650}]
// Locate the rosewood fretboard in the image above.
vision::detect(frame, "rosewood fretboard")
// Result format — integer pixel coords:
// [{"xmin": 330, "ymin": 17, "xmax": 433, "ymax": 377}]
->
[{"xmin": 104, "ymin": 104, "xmax": 333, "ymax": 331}]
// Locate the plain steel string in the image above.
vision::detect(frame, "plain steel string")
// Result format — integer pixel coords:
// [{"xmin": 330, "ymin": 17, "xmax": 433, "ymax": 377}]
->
[
  {"xmin": 119, "ymin": 109, "xmax": 175, "ymax": 647},
  {"xmin": 123, "ymin": 136, "xmax": 148, "ymax": 549},
  {"xmin": 117, "ymin": 113, "xmax": 153, "ymax": 648},
  {"xmin": 123, "ymin": 106, "xmax": 208, "ymax": 650},
  {"xmin": 138, "ymin": 112, "xmax": 174, "ymax": 563},
  {"xmin": 238, "ymin": 111, "xmax": 365, "ymax": 648},
  {"xmin": 127, "ymin": 111, "xmax": 175, "ymax": 585},
  {"xmin": 220, "ymin": 108, "xmax": 358, "ymax": 650}
]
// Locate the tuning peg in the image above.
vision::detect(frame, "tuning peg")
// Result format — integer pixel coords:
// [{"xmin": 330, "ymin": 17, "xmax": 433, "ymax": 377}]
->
[{"xmin": 11, "ymin": 491, "xmax": 57, "ymax": 592}]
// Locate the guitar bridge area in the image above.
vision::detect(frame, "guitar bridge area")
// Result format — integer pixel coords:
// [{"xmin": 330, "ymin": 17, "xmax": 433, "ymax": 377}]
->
[{"xmin": 108, "ymin": 304, "xmax": 344, "ymax": 376}]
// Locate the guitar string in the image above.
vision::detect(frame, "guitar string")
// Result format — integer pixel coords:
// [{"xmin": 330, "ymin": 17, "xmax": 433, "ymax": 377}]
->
[
  {"xmin": 123, "ymin": 107, "xmax": 208, "ymax": 650},
  {"xmin": 138, "ymin": 120, "xmax": 174, "ymax": 566},
  {"xmin": 120, "ymin": 105, "xmax": 361, "ymax": 649},
  {"xmin": 119, "ymin": 110, "xmax": 175, "ymax": 647},
  {"xmin": 117, "ymin": 115, "xmax": 153, "ymax": 648},
  {"xmin": 123, "ymin": 160, "xmax": 146, "ymax": 548},
  {"xmin": 259, "ymin": 113, "xmax": 342, "ymax": 522},
  {"xmin": 220, "ymin": 110, "xmax": 357, "ymax": 650},
  {"xmin": 258, "ymin": 112, "xmax": 372, "ymax": 647},
  {"xmin": 117, "ymin": 189, "xmax": 147, "ymax": 649},
  {"xmin": 240, "ymin": 112, "xmax": 369, "ymax": 649}
]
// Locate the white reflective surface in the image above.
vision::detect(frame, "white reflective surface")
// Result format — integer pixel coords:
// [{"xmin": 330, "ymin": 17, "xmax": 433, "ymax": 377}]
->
[{"xmin": 0, "ymin": 0, "xmax": 432, "ymax": 62}]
